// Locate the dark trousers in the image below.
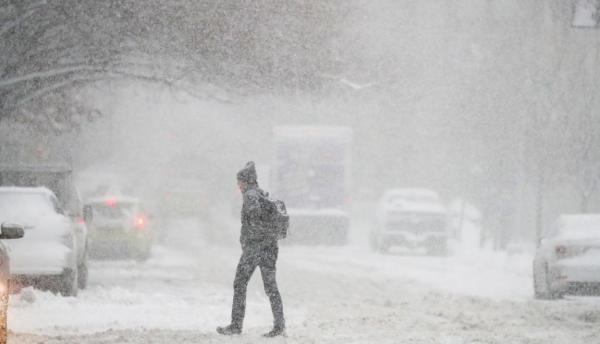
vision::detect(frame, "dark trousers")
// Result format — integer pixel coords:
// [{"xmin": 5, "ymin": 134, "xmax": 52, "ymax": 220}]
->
[{"xmin": 231, "ymin": 242, "xmax": 285, "ymax": 329}]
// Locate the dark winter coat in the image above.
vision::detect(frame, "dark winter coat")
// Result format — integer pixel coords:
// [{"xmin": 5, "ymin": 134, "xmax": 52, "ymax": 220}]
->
[{"xmin": 240, "ymin": 185, "xmax": 274, "ymax": 247}]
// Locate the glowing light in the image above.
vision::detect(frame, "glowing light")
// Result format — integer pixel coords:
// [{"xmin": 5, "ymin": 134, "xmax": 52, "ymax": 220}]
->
[
  {"xmin": 105, "ymin": 198, "xmax": 117, "ymax": 207},
  {"xmin": 134, "ymin": 215, "xmax": 147, "ymax": 229}
]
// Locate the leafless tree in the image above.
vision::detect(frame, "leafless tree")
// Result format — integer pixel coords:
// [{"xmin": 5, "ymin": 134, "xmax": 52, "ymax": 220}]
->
[{"xmin": 0, "ymin": 0, "xmax": 349, "ymax": 132}]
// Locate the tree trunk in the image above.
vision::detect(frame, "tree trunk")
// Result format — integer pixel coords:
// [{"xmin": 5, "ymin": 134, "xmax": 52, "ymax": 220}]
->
[
  {"xmin": 581, "ymin": 192, "xmax": 590, "ymax": 213},
  {"xmin": 535, "ymin": 170, "xmax": 545, "ymax": 247}
]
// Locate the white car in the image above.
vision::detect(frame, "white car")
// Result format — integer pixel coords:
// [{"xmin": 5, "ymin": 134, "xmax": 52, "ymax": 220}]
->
[
  {"xmin": 370, "ymin": 188, "xmax": 448, "ymax": 255},
  {"xmin": 0, "ymin": 187, "xmax": 87, "ymax": 296},
  {"xmin": 533, "ymin": 214, "xmax": 600, "ymax": 299}
]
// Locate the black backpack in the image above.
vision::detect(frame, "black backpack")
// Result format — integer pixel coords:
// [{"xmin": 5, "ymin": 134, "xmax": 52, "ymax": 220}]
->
[{"xmin": 258, "ymin": 193, "xmax": 289, "ymax": 240}]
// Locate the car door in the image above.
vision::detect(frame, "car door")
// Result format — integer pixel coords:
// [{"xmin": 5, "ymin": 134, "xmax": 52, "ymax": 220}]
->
[
  {"xmin": 52, "ymin": 194, "xmax": 84, "ymax": 262},
  {"xmin": 69, "ymin": 190, "xmax": 88, "ymax": 262}
]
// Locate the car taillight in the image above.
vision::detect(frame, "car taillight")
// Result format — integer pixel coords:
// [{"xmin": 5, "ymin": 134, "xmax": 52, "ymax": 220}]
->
[
  {"xmin": 554, "ymin": 245, "xmax": 585, "ymax": 259},
  {"xmin": 555, "ymin": 245, "xmax": 567, "ymax": 258},
  {"xmin": 134, "ymin": 215, "xmax": 147, "ymax": 229},
  {"xmin": 76, "ymin": 217, "xmax": 86, "ymax": 225}
]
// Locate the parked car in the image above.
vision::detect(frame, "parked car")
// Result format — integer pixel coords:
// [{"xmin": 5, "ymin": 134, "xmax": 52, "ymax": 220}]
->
[
  {"xmin": 0, "ymin": 162, "xmax": 90, "ymax": 290},
  {"xmin": 85, "ymin": 196, "xmax": 153, "ymax": 261},
  {"xmin": 0, "ymin": 223, "xmax": 25, "ymax": 344},
  {"xmin": 533, "ymin": 214, "xmax": 600, "ymax": 299},
  {"xmin": 370, "ymin": 188, "xmax": 449, "ymax": 255},
  {"xmin": 0, "ymin": 187, "xmax": 86, "ymax": 297}
]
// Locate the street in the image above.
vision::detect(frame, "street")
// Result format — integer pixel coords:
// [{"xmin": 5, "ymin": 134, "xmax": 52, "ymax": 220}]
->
[
  {"xmin": 3, "ymin": 2, "xmax": 600, "ymax": 343},
  {"xmin": 6, "ymin": 221, "xmax": 600, "ymax": 344}
]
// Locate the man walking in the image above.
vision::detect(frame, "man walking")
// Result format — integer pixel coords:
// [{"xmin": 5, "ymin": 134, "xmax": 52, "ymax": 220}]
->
[{"xmin": 217, "ymin": 161, "xmax": 285, "ymax": 337}]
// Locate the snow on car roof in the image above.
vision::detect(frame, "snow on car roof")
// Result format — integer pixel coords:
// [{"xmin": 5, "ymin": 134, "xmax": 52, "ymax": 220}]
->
[
  {"xmin": 273, "ymin": 126, "xmax": 353, "ymax": 140},
  {"xmin": 557, "ymin": 214, "xmax": 600, "ymax": 231},
  {"xmin": 384, "ymin": 188, "xmax": 440, "ymax": 198},
  {"xmin": 390, "ymin": 202, "xmax": 447, "ymax": 214},
  {"xmin": 381, "ymin": 188, "xmax": 445, "ymax": 214},
  {"xmin": 85, "ymin": 195, "xmax": 140, "ymax": 205},
  {"xmin": 0, "ymin": 186, "xmax": 55, "ymax": 196}
]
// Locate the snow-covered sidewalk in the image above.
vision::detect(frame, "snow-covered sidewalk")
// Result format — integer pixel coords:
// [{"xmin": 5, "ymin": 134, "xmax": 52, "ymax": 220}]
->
[{"xmin": 9, "ymin": 246, "xmax": 233, "ymax": 334}]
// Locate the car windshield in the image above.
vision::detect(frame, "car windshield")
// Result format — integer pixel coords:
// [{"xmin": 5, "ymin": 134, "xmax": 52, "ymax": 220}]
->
[
  {"xmin": 387, "ymin": 193, "xmax": 438, "ymax": 204},
  {"xmin": 90, "ymin": 201, "xmax": 135, "ymax": 220},
  {"xmin": 0, "ymin": 192, "xmax": 54, "ymax": 219}
]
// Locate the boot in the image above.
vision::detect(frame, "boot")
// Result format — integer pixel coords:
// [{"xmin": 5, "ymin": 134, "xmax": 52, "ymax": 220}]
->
[
  {"xmin": 262, "ymin": 326, "xmax": 286, "ymax": 338},
  {"xmin": 216, "ymin": 324, "xmax": 242, "ymax": 335}
]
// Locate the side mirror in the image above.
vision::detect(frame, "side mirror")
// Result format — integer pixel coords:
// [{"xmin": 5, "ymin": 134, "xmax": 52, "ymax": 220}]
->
[
  {"xmin": 83, "ymin": 205, "xmax": 93, "ymax": 223},
  {"xmin": 0, "ymin": 223, "xmax": 25, "ymax": 239}
]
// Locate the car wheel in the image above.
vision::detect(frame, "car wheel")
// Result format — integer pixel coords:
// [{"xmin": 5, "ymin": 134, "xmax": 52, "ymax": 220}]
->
[
  {"xmin": 533, "ymin": 263, "xmax": 547, "ymax": 299},
  {"xmin": 333, "ymin": 228, "xmax": 348, "ymax": 246},
  {"xmin": 533, "ymin": 263, "xmax": 560, "ymax": 300},
  {"xmin": 134, "ymin": 251, "xmax": 150, "ymax": 262},
  {"xmin": 60, "ymin": 267, "xmax": 78, "ymax": 297},
  {"xmin": 426, "ymin": 241, "xmax": 448, "ymax": 256},
  {"xmin": 369, "ymin": 233, "xmax": 378, "ymax": 252},
  {"xmin": 77, "ymin": 259, "xmax": 88, "ymax": 290},
  {"xmin": 133, "ymin": 246, "xmax": 151, "ymax": 262},
  {"xmin": 378, "ymin": 240, "xmax": 390, "ymax": 254},
  {"xmin": 0, "ymin": 282, "xmax": 9, "ymax": 344}
]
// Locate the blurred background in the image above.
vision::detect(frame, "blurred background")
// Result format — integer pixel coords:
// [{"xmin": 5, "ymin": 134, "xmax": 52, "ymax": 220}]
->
[
  {"xmin": 2, "ymin": 0, "xmax": 600, "ymax": 251},
  {"xmin": 3, "ymin": 2, "xmax": 600, "ymax": 342}
]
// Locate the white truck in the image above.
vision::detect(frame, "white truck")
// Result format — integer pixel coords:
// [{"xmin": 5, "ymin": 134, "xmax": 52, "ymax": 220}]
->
[{"xmin": 271, "ymin": 126, "xmax": 352, "ymax": 245}]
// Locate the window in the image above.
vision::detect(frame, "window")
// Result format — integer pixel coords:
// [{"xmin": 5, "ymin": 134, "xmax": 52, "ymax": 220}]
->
[{"xmin": 50, "ymin": 195, "xmax": 64, "ymax": 215}]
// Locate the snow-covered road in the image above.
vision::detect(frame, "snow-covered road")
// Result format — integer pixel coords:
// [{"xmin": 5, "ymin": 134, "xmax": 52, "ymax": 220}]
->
[{"xmin": 7, "ymin": 224, "xmax": 600, "ymax": 343}]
